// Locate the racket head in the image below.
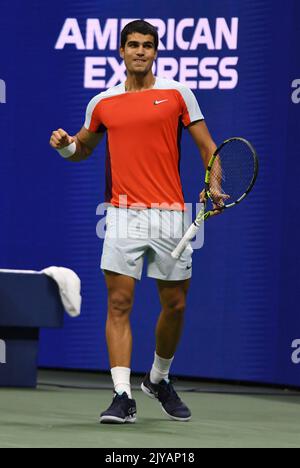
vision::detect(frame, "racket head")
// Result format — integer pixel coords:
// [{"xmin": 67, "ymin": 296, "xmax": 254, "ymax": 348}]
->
[{"xmin": 204, "ymin": 137, "xmax": 259, "ymax": 211}]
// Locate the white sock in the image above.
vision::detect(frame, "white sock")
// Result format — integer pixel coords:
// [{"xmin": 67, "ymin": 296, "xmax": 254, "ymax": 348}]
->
[
  {"xmin": 150, "ymin": 353, "xmax": 174, "ymax": 384},
  {"xmin": 111, "ymin": 367, "xmax": 132, "ymax": 398}
]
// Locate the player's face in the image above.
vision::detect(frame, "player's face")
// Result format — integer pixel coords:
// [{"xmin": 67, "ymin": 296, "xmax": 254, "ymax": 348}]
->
[{"xmin": 120, "ymin": 33, "xmax": 158, "ymax": 75}]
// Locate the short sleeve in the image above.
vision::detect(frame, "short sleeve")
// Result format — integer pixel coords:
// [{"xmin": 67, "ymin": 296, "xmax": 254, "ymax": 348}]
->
[
  {"xmin": 178, "ymin": 86, "xmax": 204, "ymax": 128},
  {"xmin": 84, "ymin": 94, "xmax": 106, "ymax": 133}
]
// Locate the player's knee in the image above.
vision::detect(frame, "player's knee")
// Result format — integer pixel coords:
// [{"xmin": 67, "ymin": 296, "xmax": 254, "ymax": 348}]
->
[
  {"xmin": 108, "ymin": 291, "xmax": 133, "ymax": 319},
  {"xmin": 164, "ymin": 299, "xmax": 186, "ymax": 317}
]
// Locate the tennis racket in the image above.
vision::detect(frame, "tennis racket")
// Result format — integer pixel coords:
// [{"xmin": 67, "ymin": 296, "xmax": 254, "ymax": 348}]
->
[{"xmin": 171, "ymin": 137, "xmax": 259, "ymax": 259}]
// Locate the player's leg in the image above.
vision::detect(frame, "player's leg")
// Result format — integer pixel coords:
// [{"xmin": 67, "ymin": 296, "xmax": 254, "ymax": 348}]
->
[
  {"xmin": 141, "ymin": 209, "xmax": 192, "ymax": 421},
  {"xmin": 100, "ymin": 206, "xmax": 147, "ymax": 423},
  {"xmin": 141, "ymin": 278, "xmax": 192, "ymax": 422},
  {"xmin": 146, "ymin": 209, "xmax": 192, "ymax": 368},
  {"xmin": 100, "ymin": 271, "xmax": 137, "ymax": 424},
  {"xmin": 105, "ymin": 270, "xmax": 135, "ymax": 369},
  {"xmin": 155, "ymin": 278, "xmax": 190, "ymax": 360}
]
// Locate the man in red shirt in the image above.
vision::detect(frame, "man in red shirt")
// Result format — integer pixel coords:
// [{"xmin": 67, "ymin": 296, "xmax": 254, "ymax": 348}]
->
[{"xmin": 50, "ymin": 20, "xmax": 218, "ymax": 424}]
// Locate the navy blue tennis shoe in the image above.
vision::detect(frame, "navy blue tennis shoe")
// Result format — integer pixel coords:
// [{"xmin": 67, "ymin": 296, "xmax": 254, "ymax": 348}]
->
[
  {"xmin": 141, "ymin": 373, "xmax": 191, "ymax": 422},
  {"xmin": 100, "ymin": 392, "xmax": 137, "ymax": 424}
]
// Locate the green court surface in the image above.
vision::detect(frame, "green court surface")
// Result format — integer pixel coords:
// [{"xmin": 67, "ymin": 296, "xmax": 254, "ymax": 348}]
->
[{"xmin": 0, "ymin": 371, "xmax": 300, "ymax": 448}]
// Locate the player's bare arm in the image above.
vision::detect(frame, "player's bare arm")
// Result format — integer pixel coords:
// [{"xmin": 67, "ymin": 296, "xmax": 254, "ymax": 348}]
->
[
  {"xmin": 188, "ymin": 120, "xmax": 217, "ymax": 167},
  {"xmin": 188, "ymin": 120, "xmax": 227, "ymax": 210},
  {"xmin": 49, "ymin": 127, "xmax": 105, "ymax": 162}
]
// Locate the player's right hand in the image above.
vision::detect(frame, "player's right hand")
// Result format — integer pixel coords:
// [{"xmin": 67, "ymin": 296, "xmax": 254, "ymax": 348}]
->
[
  {"xmin": 199, "ymin": 188, "xmax": 230, "ymax": 216},
  {"xmin": 49, "ymin": 129, "xmax": 74, "ymax": 149}
]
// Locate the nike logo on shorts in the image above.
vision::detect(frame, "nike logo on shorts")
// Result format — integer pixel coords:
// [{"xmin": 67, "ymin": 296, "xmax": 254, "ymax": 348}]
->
[
  {"xmin": 154, "ymin": 99, "xmax": 168, "ymax": 105},
  {"xmin": 186, "ymin": 265, "xmax": 192, "ymax": 270}
]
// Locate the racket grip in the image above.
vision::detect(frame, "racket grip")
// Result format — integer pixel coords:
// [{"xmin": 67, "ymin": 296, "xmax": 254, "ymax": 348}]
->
[{"xmin": 171, "ymin": 223, "xmax": 199, "ymax": 259}]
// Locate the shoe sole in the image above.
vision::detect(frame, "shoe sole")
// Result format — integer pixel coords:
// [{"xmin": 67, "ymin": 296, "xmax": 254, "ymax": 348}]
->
[
  {"xmin": 141, "ymin": 383, "xmax": 191, "ymax": 422},
  {"xmin": 100, "ymin": 415, "xmax": 137, "ymax": 424},
  {"xmin": 141, "ymin": 382, "xmax": 156, "ymax": 399}
]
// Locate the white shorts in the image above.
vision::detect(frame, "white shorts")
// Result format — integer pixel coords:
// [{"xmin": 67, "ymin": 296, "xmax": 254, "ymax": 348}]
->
[{"xmin": 100, "ymin": 206, "xmax": 193, "ymax": 281}]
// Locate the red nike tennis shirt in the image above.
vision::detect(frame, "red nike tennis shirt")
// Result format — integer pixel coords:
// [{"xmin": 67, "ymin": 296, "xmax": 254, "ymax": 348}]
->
[{"xmin": 84, "ymin": 77, "xmax": 204, "ymax": 211}]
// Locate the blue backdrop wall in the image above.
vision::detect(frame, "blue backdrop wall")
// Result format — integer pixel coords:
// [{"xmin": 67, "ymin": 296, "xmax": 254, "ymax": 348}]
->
[{"xmin": 0, "ymin": 0, "xmax": 299, "ymax": 386}]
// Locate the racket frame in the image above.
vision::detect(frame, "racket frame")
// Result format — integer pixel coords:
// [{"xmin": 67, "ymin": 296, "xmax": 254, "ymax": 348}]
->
[
  {"xmin": 207, "ymin": 137, "xmax": 258, "ymax": 207},
  {"xmin": 171, "ymin": 137, "xmax": 259, "ymax": 259}
]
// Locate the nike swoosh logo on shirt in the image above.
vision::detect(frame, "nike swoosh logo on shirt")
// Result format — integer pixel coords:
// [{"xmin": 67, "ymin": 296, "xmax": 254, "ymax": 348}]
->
[{"xmin": 154, "ymin": 100, "xmax": 169, "ymax": 105}]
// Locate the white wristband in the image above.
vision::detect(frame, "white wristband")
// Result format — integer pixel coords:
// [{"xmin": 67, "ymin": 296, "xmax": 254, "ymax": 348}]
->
[{"xmin": 58, "ymin": 141, "xmax": 76, "ymax": 159}]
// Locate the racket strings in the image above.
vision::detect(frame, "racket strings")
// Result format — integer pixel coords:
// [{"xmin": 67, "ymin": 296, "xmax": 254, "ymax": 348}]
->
[{"xmin": 209, "ymin": 140, "xmax": 256, "ymax": 206}]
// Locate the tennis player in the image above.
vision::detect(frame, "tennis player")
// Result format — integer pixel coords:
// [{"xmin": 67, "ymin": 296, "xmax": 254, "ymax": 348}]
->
[{"xmin": 50, "ymin": 20, "xmax": 219, "ymax": 424}]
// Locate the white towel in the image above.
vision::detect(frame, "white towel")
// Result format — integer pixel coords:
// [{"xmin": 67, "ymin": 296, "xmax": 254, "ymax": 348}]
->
[
  {"xmin": 41, "ymin": 267, "xmax": 82, "ymax": 318},
  {"xmin": 0, "ymin": 267, "xmax": 82, "ymax": 317}
]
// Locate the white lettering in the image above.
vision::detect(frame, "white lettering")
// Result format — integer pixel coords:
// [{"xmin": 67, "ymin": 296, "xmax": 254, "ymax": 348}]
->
[
  {"xmin": 0, "ymin": 79, "xmax": 6, "ymax": 104},
  {"xmin": 84, "ymin": 57, "xmax": 107, "ymax": 88},
  {"xmin": 199, "ymin": 57, "xmax": 219, "ymax": 89},
  {"xmin": 0, "ymin": 340, "xmax": 6, "ymax": 364},
  {"xmin": 56, "ymin": 17, "xmax": 240, "ymax": 91},
  {"xmin": 144, "ymin": 18, "xmax": 166, "ymax": 51},
  {"xmin": 86, "ymin": 19, "xmax": 118, "ymax": 50},
  {"xmin": 215, "ymin": 17, "xmax": 239, "ymax": 50},
  {"xmin": 156, "ymin": 58, "xmax": 178, "ymax": 80},
  {"xmin": 84, "ymin": 56, "xmax": 239, "ymax": 90},
  {"xmin": 291, "ymin": 79, "xmax": 300, "ymax": 104},
  {"xmin": 55, "ymin": 18, "xmax": 85, "ymax": 49},
  {"xmin": 291, "ymin": 339, "xmax": 300, "ymax": 364},
  {"xmin": 105, "ymin": 452, "xmax": 140, "ymax": 465},
  {"xmin": 167, "ymin": 18, "xmax": 176, "ymax": 50},
  {"xmin": 176, "ymin": 18, "xmax": 195, "ymax": 50},
  {"xmin": 219, "ymin": 57, "xmax": 239, "ymax": 89},
  {"xmin": 106, "ymin": 58, "xmax": 127, "ymax": 87},
  {"xmin": 190, "ymin": 18, "xmax": 214, "ymax": 50},
  {"xmin": 56, "ymin": 17, "xmax": 239, "ymax": 52},
  {"xmin": 180, "ymin": 58, "xmax": 198, "ymax": 89}
]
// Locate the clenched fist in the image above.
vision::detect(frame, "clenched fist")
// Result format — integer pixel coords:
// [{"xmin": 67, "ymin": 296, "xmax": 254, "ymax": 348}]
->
[{"xmin": 49, "ymin": 129, "xmax": 74, "ymax": 149}]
